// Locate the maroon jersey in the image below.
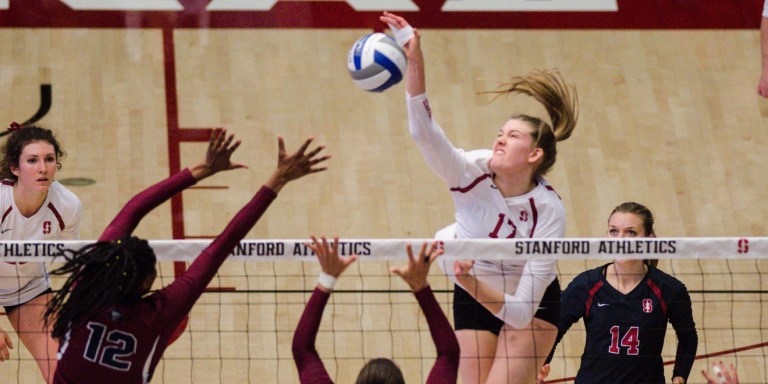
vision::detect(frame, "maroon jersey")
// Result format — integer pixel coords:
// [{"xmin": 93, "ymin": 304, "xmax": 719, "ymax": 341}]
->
[
  {"xmin": 292, "ymin": 286, "xmax": 460, "ymax": 384},
  {"xmin": 54, "ymin": 169, "xmax": 277, "ymax": 383}
]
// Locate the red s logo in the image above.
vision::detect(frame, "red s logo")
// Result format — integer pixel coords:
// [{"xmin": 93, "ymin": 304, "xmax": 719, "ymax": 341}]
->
[
  {"xmin": 519, "ymin": 210, "xmax": 529, "ymax": 222},
  {"xmin": 42, "ymin": 221, "xmax": 51, "ymax": 234},
  {"xmin": 642, "ymin": 298, "xmax": 653, "ymax": 313},
  {"xmin": 737, "ymin": 238, "xmax": 749, "ymax": 254}
]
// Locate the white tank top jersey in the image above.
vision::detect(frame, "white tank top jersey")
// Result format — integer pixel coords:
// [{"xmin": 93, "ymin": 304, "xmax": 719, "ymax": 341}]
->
[
  {"xmin": 407, "ymin": 92, "xmax": 565, "ymax": 328},
  {"xmin": 764, "ymin": 0, "xmax": 768, "ymax": 17},
  {"xmin": 0, "ymin": 180, "xmax": 83, "ymax": 307}
]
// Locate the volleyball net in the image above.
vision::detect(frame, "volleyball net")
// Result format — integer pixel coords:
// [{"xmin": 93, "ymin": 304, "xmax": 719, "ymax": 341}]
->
[{"xmin": 1, "ymin": 238, "xmax": 766, "ymax": 383}]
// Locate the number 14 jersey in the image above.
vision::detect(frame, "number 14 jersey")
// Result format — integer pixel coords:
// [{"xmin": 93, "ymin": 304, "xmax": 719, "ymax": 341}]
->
[{"xmin": 552, "ymin": 263, "xmax": 698, "ymax": 383}]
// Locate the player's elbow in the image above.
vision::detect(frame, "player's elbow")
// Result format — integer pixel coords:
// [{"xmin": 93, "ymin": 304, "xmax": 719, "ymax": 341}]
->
[
  {"xmin": 443, "ymin": 336, "xmax": 461, "ymax": 363},
  {"xmin": 409, "ymin": 126, "xmax": 431, "ymax": 145},
  {"xmin": 497, "ymin": 305, "xmax": 535, "ymax": 329},
  {"xmin": 291, "ymin": 334, "xmax": 312, "ymax": 361}
]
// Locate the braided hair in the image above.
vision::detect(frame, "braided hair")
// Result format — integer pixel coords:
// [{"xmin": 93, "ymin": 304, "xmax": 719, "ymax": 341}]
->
[{"xmin": 45, "ymin": 236, "xmax": 157, "ymax": 339}]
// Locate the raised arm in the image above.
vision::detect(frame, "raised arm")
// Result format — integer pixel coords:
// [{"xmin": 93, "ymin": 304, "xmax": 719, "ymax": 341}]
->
[
  {"xmin": 99, "ymin": 129, "xmax": 246, "ymax": 241},
  {"xmin": 380, "ymin": 12, "xmax": 424, "ymax": 96},
  {"xmin": 390, "ymin": 242, "xmax": 459, "ymax": 384},
  {"xmin": 293, "ymin": 237, "xmax": 358, "ymax": 384},
  {"xmin": 380, "ymin": 12, "xmax": 468, "ymax": 186},
  {"xmin": 158, "ymin": 136, "xmax": 329, "ymax": 323}
]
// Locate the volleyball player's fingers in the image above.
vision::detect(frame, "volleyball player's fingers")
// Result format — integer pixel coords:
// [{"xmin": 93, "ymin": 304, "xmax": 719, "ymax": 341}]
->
[
  {"xmin": 427, "ymin": 242, "xmax": 443, "ymax": 265},
  {"xmin": 417, "ymin": 242, "xmax": 429, "ymax": 265},
  {"xmin": 277, "ymin": 135, "xmax": 287, "ymax": 160},
  {"xmin": 330, "ymin": 236, "xmax": 338, "ymax": 256},
  {"xmin": 296, "ymin": 136, "xmax": 315, "ymax": 156},
  {"xmin": 389, "ymin": 265, "xmax": 404, "ymax": 278},
  {"xmin": 729, "ymin": 363, "xmax": 738, "ymax": 383},
  {"xmin": 392, "ymin": 244, "xmax": 415, "ymax": 281},
  {"xmin": 380, "ymin": 11, "xmax": 408, "ymax": 29},
  {"xmin": 720, "ymin": 361, "xmax": 734, "ymax": 383},
  {"xmin": 701, "ymin": 369, "xmax": 716, "ymax": 383},
  {"xmin": 536, "ymin": 363, "xmax": 550, "ymax": 384},
  {"xmin": 405, "ymin": 243, "xmax": 416, "ymax": 265},
  {"xmin": 223, "ymin": 137, "xmax": 242, "ymax": 157},
  {"xmin": 341, "ymin": 254, "xmax": 358, "ymax": 270},
  {"xmin": 208, "ymin": 128, "xmax": 220, "ymax": 150},
  {"xmin": 306, "ymin": 143, "xmax": 326, "ymax": 160},
  {"xmin": 0, "ymin": 331, "xmax": 10, "ymax": 361},
  {"xmin": 308, "ymin": 155, "xmax": 331, "ymax": 167},
  {"xmin": 306, "ymin": 236, "xmax": 325, "ymax": 264}
]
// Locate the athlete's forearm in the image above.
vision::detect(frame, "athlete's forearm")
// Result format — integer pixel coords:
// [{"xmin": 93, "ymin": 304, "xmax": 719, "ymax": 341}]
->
[{"xmin": 99, "ymin": 169, "xmax": 196, "ymax": 241}]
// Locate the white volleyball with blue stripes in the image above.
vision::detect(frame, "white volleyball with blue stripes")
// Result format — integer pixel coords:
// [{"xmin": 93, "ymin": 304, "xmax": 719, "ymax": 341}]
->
[{"xmin": 347, "ymin": 33, "xmax": 407, "ymax": 92}]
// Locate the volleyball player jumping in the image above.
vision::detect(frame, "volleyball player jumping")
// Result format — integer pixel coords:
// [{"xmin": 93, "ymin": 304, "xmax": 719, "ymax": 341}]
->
[
  {"xmin": 381, "ymin": 11, "xmax": 578, "ymax": 384},
  {"xmin": 44, "ymin": 129, "xmax": 329, "ymax": 383}
]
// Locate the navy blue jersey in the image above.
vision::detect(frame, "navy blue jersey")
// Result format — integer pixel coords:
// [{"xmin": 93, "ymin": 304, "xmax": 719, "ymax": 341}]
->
[{"xmin": 549, "ymin": 263, "xmax": 697, "ymax": 384}]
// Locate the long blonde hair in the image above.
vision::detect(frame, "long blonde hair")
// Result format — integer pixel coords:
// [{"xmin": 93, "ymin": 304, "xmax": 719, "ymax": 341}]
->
[{"xmin": 485, "ymin": 69, "xmax": 578, "ymax": 179}]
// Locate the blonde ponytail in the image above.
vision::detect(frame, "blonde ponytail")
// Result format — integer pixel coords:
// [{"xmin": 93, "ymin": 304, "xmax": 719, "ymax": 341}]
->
[{"xmin": 485, "ymin": 69, "xmax": 578, "ymax": 178}]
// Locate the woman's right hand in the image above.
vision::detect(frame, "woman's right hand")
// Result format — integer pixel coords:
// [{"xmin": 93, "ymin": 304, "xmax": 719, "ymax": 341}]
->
[
  {"xmin": 379, "ymin": 12, "xmax": 422, "ymax": 62},
  {"xmin": 380, "ymin": 11, "xmax": 426, "ymax": 95},
  {"xmin": 0, "ymin": 327, "xmax": 13, "ymax": 361},
  {"xmin": 453, "ymin": 259, "xmax": 475, "ymax": 285},
  {"xmin": 307, "ymin": 236, "xmax": 357, "ymax": 278},
  {"xmin": 266, "ymin": 136, "xmax": 330, "ymax": 193}
]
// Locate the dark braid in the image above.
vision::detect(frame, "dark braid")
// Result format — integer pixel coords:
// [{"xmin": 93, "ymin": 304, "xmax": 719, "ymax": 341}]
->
[{"xmin": 45, "ymin": 236, "xmax": 156, "ymax": 340}]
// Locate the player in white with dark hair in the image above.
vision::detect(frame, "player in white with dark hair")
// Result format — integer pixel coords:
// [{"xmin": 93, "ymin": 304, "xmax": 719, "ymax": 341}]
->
[
  {"xmin": 380, "ymin": 11, "xmax": 578, "ymax": 384},
  {"xmin": 0, "ymin": 123, "xmax": 83, "ymax": 383}
]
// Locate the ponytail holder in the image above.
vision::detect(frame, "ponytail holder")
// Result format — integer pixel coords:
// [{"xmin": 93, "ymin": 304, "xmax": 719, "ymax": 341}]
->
[{"xmin": 7, "ymin": 122, "xmax": 22, "ymax": 132}]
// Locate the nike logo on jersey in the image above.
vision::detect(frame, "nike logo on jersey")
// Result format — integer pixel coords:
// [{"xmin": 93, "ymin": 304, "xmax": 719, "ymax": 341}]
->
[
  {"xmin": 597, "ymin": 302, "xmax": 609, "ymax": 307},
  {"xmin": 0, "ymin": 228, "xmax": 11, "ymax": 234}
]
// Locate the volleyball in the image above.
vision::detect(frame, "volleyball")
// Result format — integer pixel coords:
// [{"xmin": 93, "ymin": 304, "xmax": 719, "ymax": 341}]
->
[{"xmin": 347, "ymin": 32, "xmax": 407, "ymax": 92}]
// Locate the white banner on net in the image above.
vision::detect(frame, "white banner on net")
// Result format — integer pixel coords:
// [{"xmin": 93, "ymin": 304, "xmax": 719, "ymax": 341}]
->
[{"xmin": 0, "ymin": 237, "xmax": 764, "ymax": 262}]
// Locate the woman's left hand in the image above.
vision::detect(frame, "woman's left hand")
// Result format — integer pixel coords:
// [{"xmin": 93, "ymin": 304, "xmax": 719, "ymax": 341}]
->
[{"xmin": 390, "ymin": 242, "xmax": 443, "ymax": 292}]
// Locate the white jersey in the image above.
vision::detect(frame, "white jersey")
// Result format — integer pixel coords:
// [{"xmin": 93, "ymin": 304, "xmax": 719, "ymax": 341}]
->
[
  {"xmin": 0, "ymin": 180, "xmax": 83, "ymax": 307},
  {"xmin": 407, "ymin": 92, "xmax": 564, "ymax": 328}
]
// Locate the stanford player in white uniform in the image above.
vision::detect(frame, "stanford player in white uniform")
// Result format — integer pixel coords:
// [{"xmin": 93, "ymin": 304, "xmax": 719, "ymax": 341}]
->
[
  {"xmin": 0, "ymin": 180, "xmax": 82, "ymax": 305},
  {"xmin": 381, "ymin": 11, "xmax": 578, "ymax": 384},
  {"xmin": 0, "ymin": 124, "xmax": 82, "ymax": 383}
]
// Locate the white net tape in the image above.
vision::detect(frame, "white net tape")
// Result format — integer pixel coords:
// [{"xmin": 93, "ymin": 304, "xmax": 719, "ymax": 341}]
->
[{"xmin": 0, "ymin": 237, "xmax": 764, "ymax": 262}]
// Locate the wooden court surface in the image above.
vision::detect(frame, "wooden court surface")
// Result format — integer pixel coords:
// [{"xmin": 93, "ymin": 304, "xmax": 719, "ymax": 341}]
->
[{"xmin": 0, "ymin": 27, "xmax": 766, "ymax": 383}]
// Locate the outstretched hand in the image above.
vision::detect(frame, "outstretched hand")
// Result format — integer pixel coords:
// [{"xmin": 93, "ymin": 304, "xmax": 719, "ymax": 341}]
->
[
  {"xmin": 702, "ymin": 361, "xmax": 739, "ymax": 384},
  {"xmin": 191, "ymin": 128, "xmax": 247, "ymax": 181},
  {"xmin": 390, "ymin": 242, "xmax": 443, "ymax": 292},
  {"xmin": 307, "ymin": 236, "xmax": 358, "ymax": 278},
  {"xmin": 266, "ymin": 136, "xmax": 330, "ymax": 193}
]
